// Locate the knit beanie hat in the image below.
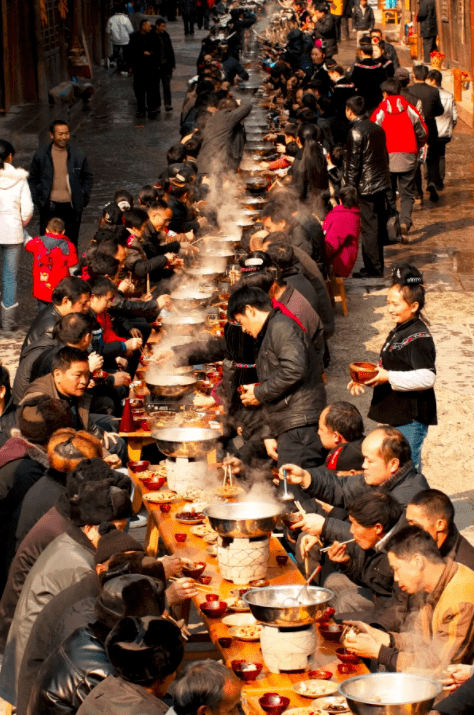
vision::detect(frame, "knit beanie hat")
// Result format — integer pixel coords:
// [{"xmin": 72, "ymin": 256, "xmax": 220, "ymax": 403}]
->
[
  {"xmin": 18, "ymin": 396, "xmax": 74, "ymax": 445},
  {"xmin": 68, "ymin": 478, "xmax": 133, "ymax": 526},
  {"xmin": 94, "ymin": 574, "xmax": 166, "ymax": 629},
  {"xmin": 106, "ymin": 616, "xmax": 184, "ymax": 685},
  {"xmin": 95, "ymin": 530, "xmax": 144, "ymax": 565}
]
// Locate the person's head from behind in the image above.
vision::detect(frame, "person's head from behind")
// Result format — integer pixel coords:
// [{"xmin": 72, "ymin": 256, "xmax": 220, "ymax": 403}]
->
[
  {"xmin": 87, "ymin": 250, "xmax": 120, "ymax": 281},
  {"xmin": 362, "ymin": 426, "xmax": 412, "ymax": 486},
  {"xmin": 318, "ymin": 401, "xmax": 364, "ymax": 450},
  {"xmin": 359, "ymin": 40, "xmax": 372, "ymax": 57},
  {"xmin": 385, "ymin": 525, "xmax": 444, "ymax": 594},
  {"xmin": 427, "ymin": 69, "xmax": 442, "ymax": 88},
  {"xmin": 48, "ymin": 428, "xmax": 103, "ymax": 475},
  {"xmin": 0, "ymin": 139, "xmax": 15, "ymax": 169},
  {"xmin": 413, "ymin": 64, "xmax": 428, "ymax": 82},
  {"xmin": 0, "ymin": 364, "xmax": 11, "ymax": 411},
  {"xmin": 406, "ymin": 489, "xmax": 454, "ymax": 548},
  {"xmin": 49, "ymin": 120, "xmax": 70, "ymax": 149},
  {"xmin": 174, "ymin": 660, "xmax": 241, "ymax": 715},
  {"xmin": 167, "ymin": 143, "xmax": 187, "ymax": 165},
  {"xmin": 138, "ymin": 185, "xmax": 159, "ymax": 208},
  {"xmin": 45, "ymin": 217, "xmax": 65, "ymax": 236},
  {"xmin": 51, "ymin": 346, "xmax": 90, "ymax": 397},
  {"xmin": 53, "ymin": 311, "xmax": 96, "ymax": 351},
  {"xmin": 100, "ymin": 203, "xmax": 124, "ymax": 229},
  {"xmin": 338, "ymin": 185, "xmax": 359, "ymax": 209},
  {"xmin": 388, "ymin": 262, "xmax": 425, "ymax": 324},
  {"xmin": 123, "ymin": 208, "xmax": 149, "ymax": 239},
  {"xmin": 184, "ymin": 135, "xmax": 202, "ymax": 158},
  {"xmin": 265, "ymin": 241, "xmax": 297, "ymax": 274},
  {"xmin": 381, "ymin": 78, "xmax": 401, "ymax": 98},
  {"xmin": 114, "ymin": 189, "xmax": 134, "ymax": 212},
  {"xmin": 68, "ymin": 477, "xmax": 133, "ymax": 545},
  {"xmin": 217, "ymin": 97, "xmax": 238, "ymax": 112},
  {"xmin": 148, "ymin": 199, "xmax": 172, "ymax": 232},
  {"xmin": 18, "ymin": 396, "xmax": 74, "ymax": 447},
  {"xmin": 89, "ymin": 275, "xmax": 116, "ymax": 315},
  {"xmin": 328, "ymin": 64, "xmax": 345, "ymax": 83},
  {"xmin": 348, "ymin": 491, "xmax": 402, "ymax": 550},
  {"xmin": 106, "ymin": 615, "xmax": 183, "ymax": 696},
  {"xmin": 227, "ymin": 286, "xmax": 273, "ymax": 338},
  {"xmin": 52, "ymin": 277, "xmax": 91, "ymax": 315},
  {"xmin": 394, "ymin": 67, "xmax": 410, "ymax": 87},
  {"xmin": 346, "ymin": 95, "xmax": 366, "ymax": 122}
]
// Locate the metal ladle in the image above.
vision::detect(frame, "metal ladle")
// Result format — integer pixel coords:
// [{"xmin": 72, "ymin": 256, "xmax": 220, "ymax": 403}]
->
[
  {"xmin": 282, "ymin": 565, "xmax": 322, "ymax": 606},
  {"xmin": 281, "ymin": 469, "xmax": 294, "ymax": 501}
]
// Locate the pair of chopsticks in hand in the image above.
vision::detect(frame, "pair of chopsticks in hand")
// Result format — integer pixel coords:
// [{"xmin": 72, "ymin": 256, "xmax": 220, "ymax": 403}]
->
[
  {"xmin": 293, "ymin": 502, "xmax": 311, "ymax": 579},
  {"xmin": 169, "ymin": 576, "xmax": 214, "ymax": 593}
]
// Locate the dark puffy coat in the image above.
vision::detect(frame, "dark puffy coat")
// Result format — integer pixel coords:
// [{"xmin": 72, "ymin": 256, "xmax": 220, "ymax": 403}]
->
[
  {"xmin": 28, "ymin": 144, "xmax": 93, "ymax": 212},
  {"xmin": 277, "ymin": 284, "xmax": 324, "ymax": 373},
  {"xmin": 21, "ymin": 303, "xmax": 62, "ymax": 355},
  {"xmin": 436, "ymin": 675, "xmax": 474, "ymax": 715},
  {"xmin": 155, "ymin": 29, "xmax": 175, "ymax": 72},
  {"xmin": 350, "ymin": 59, "xmax": 386, "ymax": 112},
  {"xmin": 0, "ymin": 505, "xmax": 69, "ymax": 654},
  {"xmin": 26, "ymin": 623, "xmax": 114, "ymax": 715},
  {"xmin": 15, "ymin": 469, "xmax": 67, "ymax": 550},
  {"xmin": 314, "ymin": 13, "xmax": 338, "ymax": 57},
  {"xmin": 291, "ymin": 247, "xmax": 335, "ymax": 339},
  {"xmin": 253, "ymin": 308, "xmax": 326, "ymax": 437},
  {"xmin": 352, "ymin": 4, "xmax": 374, "ymax": 30},
  {"xmin": 128, "ymin": 30, "xmax": 160, "ymax": 73},
  {"xmin": 344, "ymin": 115, "xmax": 390, "ymax": 196},
  {"xmin": 197, "ymin": 100, "xmax": 252, "ymax": 174},
  {"xmin": 408, "ymin": 83, "xmax": 444, "ymax": 143},
  {"xmin": 12, "ymin": 335, "xmax": 56, "ymax": 405},
  {"xmin": 77, "ymin": 675, "xmax": 169, "ymax": 715},
  {"xmin": 417, "ymin": 0, "xmax": 437, "ymax": 37}
]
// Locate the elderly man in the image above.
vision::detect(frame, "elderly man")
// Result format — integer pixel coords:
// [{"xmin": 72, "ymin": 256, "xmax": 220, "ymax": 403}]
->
[
  {"xmin": 281, "ymin": 425, "xmax": 428, "ymax": 543},
  {"xmin": 173, "ymin": 660, "xmax": 242, "ymax": 715},
  {"xmin": 343, "ymin": 526, "xmax": 474, "ymax": 673}
]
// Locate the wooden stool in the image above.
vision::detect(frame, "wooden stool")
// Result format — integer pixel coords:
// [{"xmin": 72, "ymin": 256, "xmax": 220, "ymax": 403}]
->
[
  {"xmin": 382, "ymin": 8, "xmax": 400, "ymax": 24},
  {"xmin": 330, "ymin": 275, "xmax": 348, "ymax": 316}
]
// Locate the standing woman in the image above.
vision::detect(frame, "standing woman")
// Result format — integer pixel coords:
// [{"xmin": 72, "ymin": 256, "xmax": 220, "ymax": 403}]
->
[
  {"xmin": 0, "ymin": 140, "xmax": 34, "ymax": 331},
  {"xmin": 348, "ymin": 263, "xmax": 437, "ymax": 469},
  {"xmin": 291, "ymin": 123, "xmax": 329, "ymax": 208}
]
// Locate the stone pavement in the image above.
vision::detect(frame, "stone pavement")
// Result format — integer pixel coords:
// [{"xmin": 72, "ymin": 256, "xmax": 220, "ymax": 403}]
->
[{"xmin": 1, "ymin": 20, "xmax": 474, "ymax": 712}]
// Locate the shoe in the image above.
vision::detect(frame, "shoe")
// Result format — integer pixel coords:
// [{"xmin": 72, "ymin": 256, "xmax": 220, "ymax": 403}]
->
[
  {"xmin": 352, "ymin": 269, "xmax": 384, "ymax": 279},
  {"xmin": 428, "ymin": 184, "xmax": 439, "ymax": 202},
  {"xmin": 400, "ymin": 223, "xmax": 409, "ymax": 243},
  {"xmin": 1, "ymin": 301, "xmax": 18, "ymax": 331},
  {"xmin": 165, "ymin": 105, "xmax": 173, "ymax": 112},
  {"xmin": 129, "ymin": 513, "xmax": 148, "ymax": 529},
  {"xmin": 136, "ymin": 112, "xmax": 146, "ymax": 118},
  {"xmin": 435, "ymin": 181, "xmax": 444, "ymax": 190}
]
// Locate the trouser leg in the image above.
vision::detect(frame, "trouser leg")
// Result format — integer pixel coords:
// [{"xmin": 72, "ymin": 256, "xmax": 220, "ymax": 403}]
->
[
  {"xmin": 423, "ymin": 36, "xmax": 437, "ymax": 63},
  {"xmin": 323, "ymin": 572, "xmax": 375, "ymax": 617},
  {"xmin": 333, "ymin": 15, "xmax": 341, "ymax": 40},
  {"xmin": 397, "ymin": 165, "xmax": 416, "ymax": 228},
  {"xmin": 340, "ymin": 16, "xmax": 349, "ymax": 38},
  {"xmin": 203, "ymin": 2, "xmax": 210, "ymax": 29},
  {"xmin": 182, "ymin": 13, "xmax": 189, "ymax": 33},
  {"xmin": 145, "ymin": 75, "xmax": 159, "ymax": 114},
  {"xmin": 1, "ymin": 244, "xmax": 21, "ymax": 309},
  {"xmin": 358, "ymin": 191, "xmax": 386, "ymax": 274},
  {"xmin": 388, "ymin": 172, "xmax": 398, "ymax": 215},
  {"xmin": 426, "ymin": 142, "xmax": 440, "ymax": 188},
  {"xmin": 161, "ymin": 72, "xmax": 172, "ymax": 106},
  {"xmin": 436, "ymin": 139, "xmax": 447, "ymax": 186},
  {"xmin": 133, "ymin": 74, "xmax": 147, "ymax": 113},
  {"xmin": 44, "ymin": 201, "xmax": 81, "ymax": 246}
]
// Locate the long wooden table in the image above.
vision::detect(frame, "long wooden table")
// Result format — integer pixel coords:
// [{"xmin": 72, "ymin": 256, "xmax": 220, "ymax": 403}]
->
[{"xmin": 129, "ymin": 468, "xmax": 368, "ymax": 715}]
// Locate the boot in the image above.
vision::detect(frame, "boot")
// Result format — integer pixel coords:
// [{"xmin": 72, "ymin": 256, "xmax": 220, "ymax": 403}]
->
[{"xmin": 1, "ymin": 302, "xmax": 18, "ymax": 332}]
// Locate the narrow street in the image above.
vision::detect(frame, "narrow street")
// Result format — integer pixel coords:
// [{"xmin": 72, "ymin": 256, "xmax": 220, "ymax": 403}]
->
[{"xmin": 0, "ymin": 17, "xmax": 474, "ymax": 526}]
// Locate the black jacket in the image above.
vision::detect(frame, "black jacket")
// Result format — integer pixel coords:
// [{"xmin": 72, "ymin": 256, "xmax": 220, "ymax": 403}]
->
[
  {"xmin": 352, "ymin": 4, "xmax": 374, "ymax": 30},
  {"xmin": 436, "ymin": 675, "xmax": 474, "ymax": 715},
  {"xmin": 197, "ymin": 100, "xmax": 252, "ymax": 174},
  {"xmin": 21, "ymin": 303, "xmax": 62, "ymax": 356},
  {"xmin": 344, "ymin": 115, "xmax": 390, "ymax": 196},
  {"xmin": 291, "ymin": 247, "xmax": 335, "ymax": 339},
  {"xmin": 28, "ymin": 144, "xmax": 92, "ymax": 212},
  {"xmin": 314, "ymin": 14, "xmax": 338, "ymax": 57},
  {"xmin": 417, "ymin": 0, "xmax": 437, "ymax": 37},
  {"xmin": 253, "ymin": 309, "xmax": 326, "ymax": 437},
  {"xmin": 155, "ymin": 29, "xmax": 175, "ymax": 72},
  {"xmin": 409, "ymin": 82, "xmax": 444, "ymax": 143},
  {"xmin": 12, "ymin": 335, "xmax": 56, "ymax": 405},
  {"xmin": 331, "ymin": 77, "xmax": 356, "ymax": 121},
  {"xmin": 26, "ymin": 622, "xmax": 114, "ymax": 715},
  {"xmin": 128, "ymin": 30, "xmax": 160, "ymax": 73},
  {"xmin": 350, "ymin": 60, "xmax": 386, "ymax": 112},
  {"xmin": 77, "ymin": 676, "xmax": 169, "ymax": 715},
  {"xmin": 14, "ymin": 469, "xmax": 67, "ymax": 551}
]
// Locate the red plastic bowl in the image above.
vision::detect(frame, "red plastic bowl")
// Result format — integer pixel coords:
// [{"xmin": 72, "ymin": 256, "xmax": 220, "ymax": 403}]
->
[
  {"xmin": 338, "ymin": 663, "xmax": 357, "ymax": 675},
  {"xmin": 308, "ymin": 669, "xmax": 332, "ymax": 680},
  {"xmin": 336, "ymin": 648, "xmax": 361, "ymax": 665},
  {"xmin": 231, "ymin": 660, "xmax": 263, "ymax": 681},
  {"xmin": 140, "ymin": 476, "xmax": 165, "ymax": 491},
  {"xmin": 319, "ymin": 624, "xmax": 344, "ymax": 641},
  {"xmin": 200, "ymin": 600, "xmax": 227, "ymax": 618},
  {"xmin": 182, "ymin": 562, "xmax": 206, "ymax": 579},
  {"xmin": 258, "ymin": 694, "xmax": 290, "ymax": 715},
  {"xmin": 128, "ymin": 460, "xmax": 150, "ymax": 473},
  {"xmin": 349, "ymin": 361, "xmax": 378, "ymax": 384},
  {"xmin": 199, "ymin": 575, "xmax": 212, "ymax": 585}
]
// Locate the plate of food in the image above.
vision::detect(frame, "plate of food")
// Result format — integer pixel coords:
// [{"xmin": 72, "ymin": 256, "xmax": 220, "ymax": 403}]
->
[
  {"xmin": 190, "ymin": 524, "xmax": 215, "ymax": 537},
  {"xmin": 203, "ymin": 532, "xmax": 218, "ymax": 544},
  {"xmin": 143, "ymin": 491, "xmax": 179, "ymax": 504},
  {"xmin": 226, "ymin": 596, "xmax": 250, "ymax": 612},
  {"xmin": 223, "ymin": 613, "xmax": 256, "ymax": 627},
  {"xmin": 285, "ymin": 708, "xmax": 315, "ymax": 715},
  {"xmin": 311, "ymin": 696, "xmax": 349, "ymax": 713},
  {"xmin": 214, "ymin": 485, "xmax": 244, "ymax": 498},
  {"xmin": 175, "ymin": 511, "xmax": 206, "ymax": 525},
  {"xmin": 293, "ymin": 682, "xmax": 337, "ymax": 699},
  {"xmin": 228, "ymin": 625, "xmax": 262, "ymax": 641}
]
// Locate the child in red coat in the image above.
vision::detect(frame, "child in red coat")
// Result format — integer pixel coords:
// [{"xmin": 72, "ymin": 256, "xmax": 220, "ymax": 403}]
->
[
  {"xmin": 323, "ymin": 186, "xmax": 361, "ymax": 278},
  {"xmin": 25, "ymin": 217, "xmax": 78, "ymax": 307}
]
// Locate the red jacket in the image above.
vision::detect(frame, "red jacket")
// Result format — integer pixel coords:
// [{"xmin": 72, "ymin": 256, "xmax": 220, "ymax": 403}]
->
[
  {"xmin": 25, "ymin": 233, "xmax": 78, "ymax": 301},
  {"xmin": 370, "ymin": 95, "xmax": 427, "ymax": 155},
  {"xmin": 323, "ymin": 205, "xmax": 360, "ymax": 278},
  {"xmin": 96, "ymin": 311, "xmax": 126, "ymax": 344}
]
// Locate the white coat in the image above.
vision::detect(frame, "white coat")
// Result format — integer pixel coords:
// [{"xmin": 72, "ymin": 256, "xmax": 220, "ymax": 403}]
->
[{"xmin": 0, "ymin": 163, "xmax": 33, "ymax": 245}]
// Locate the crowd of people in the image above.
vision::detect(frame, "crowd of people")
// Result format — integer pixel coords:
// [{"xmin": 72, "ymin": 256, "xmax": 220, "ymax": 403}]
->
[{"xmin": 0, "ymin": 0, "xmax": 471, "ymax": 712}]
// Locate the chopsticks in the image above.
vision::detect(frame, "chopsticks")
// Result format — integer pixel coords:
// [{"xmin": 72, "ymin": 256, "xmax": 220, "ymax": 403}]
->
[
  {"xmin": 320, "ymin": 538, "xmax": 355, "ymax": 554},
  {"xmin": 169, "ymin": 576, "xmax": 214, "ymax": 592},
  {"xmin": 223, "ymin": 459, "xmax": 233, "ymax": 488},
  {"xmin": 294, "ymin": 501, "xmax": 306, "ymax": 516},
  {"xmin": 162, "ymin": 611, "xmax": 190, "ymax": 640}
]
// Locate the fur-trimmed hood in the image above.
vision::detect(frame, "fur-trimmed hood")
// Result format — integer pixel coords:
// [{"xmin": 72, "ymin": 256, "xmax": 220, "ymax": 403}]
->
[{"xmin": 0, "ymin": 162, "xmax": 29, "ymax": 190}]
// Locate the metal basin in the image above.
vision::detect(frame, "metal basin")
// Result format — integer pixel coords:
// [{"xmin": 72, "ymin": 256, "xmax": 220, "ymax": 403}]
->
[
  {"xmin": 207, "ymin": 236, "xmax": 241, "ymax": 250},
  {"xmin": 246, "ymin": 142, "xmax": 274, "ymax": 156},
  {"xmin": 243, "ymin": 585, "xmax": 333, "ymax": 627},
  {"xmin": 170, "ymin": 290, "xmax": 213, "ymax": 311},
  {"xmin": 145, "ymin": 372, "xmax": 197, "ymax": 399},
  {"xmin": 161, "ymin": 313, "xmax": 206, "ymax": 330},
  {"xmin": 152, "ymin": 427, "xmax": 221, "ymax": 458},
  {"xmin": 187, "ymin": 266, "xmax": 227, "ymax": 282},
  {"xmin": 203, "ymin": 502, "xmax": 282, "ymax": 538},
  {"xmin": 201, "ymin": 248, "xmax": 236, "ymax": 265},
  {"xmin": 245, "ymin": 176, "xmax": 269, "ymax": 194},
  {"xmin": 338, "ymin": 674, "xmax": 443, "ymax": 715},
  {"xmin": 241, "ymin": 196, "xmax": 267, "ymax": 210}
]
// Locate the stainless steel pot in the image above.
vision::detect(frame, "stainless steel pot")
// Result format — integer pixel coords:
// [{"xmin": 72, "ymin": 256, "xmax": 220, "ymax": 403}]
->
[
  {"xmin": 246, "ymin": 142, "xmax": 274, "ymax": 156},
  {"xmin": 207, "ymin": 236, "xmax": 241, "ymax": 250},
  {"xmin": 203, "ymin": 502, "xmax": 282, "ymax": 538},
  {"xmin": 338, "ymin": 674, "xmax": 443, "ymax": 715},
  {"xmin": 145, "ymin": 372, "xmax": 197, "ymax": 398},
  {"xmin": 201, "ymin": 248, "xmax": 236, "ymax": 265},
  {"xmin": 243, "ymin": 585, "xmax": 333, "ymax": 626},
  {"xmin": 170, "ymin": 290, "xmax": 213, "ymax": 311},
  {"xmin": 187, "ymin": 266, "xmax": 227, "ymax": 282},
  {"xmin": 152, "ymin": 427, "xmax": 221, "ymax": 458},
  {"xmin": 161, "ymin": 313, "xmax": 206, "ymax": 330}
]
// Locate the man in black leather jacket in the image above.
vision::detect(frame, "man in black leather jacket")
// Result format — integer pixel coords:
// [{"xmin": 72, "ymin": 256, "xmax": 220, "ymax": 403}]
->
[
  {"xmin": 228, "ymin": 286, "xmax": 327, "ymax": 468},
  {"xmin": 344, "ymin": 95, "xmax": 390, "ymax": 278}
]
